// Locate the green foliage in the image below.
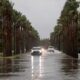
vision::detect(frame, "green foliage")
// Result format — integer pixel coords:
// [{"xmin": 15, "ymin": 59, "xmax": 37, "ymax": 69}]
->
[
  {"xmin": 0, "ymin": 0, "xmax": 40, "ymax": 54},
  {"xmin": 12, "ymin": 9, "xmax": 40, "ymax": 53},
  {"xmin": 50, "ymin": 0, "xmax": 79, "ymax": 57}
]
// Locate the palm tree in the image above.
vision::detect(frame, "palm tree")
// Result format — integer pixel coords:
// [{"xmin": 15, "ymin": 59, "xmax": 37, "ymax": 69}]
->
[
  {"xmin": 2, "ymin": 0, "xmax": 13, "ymax": 56},
  {"xmin": 50, "ymin": 0, "xmax": 79, "ymax": 58},
  {"xmin": 12, "ymin": 10, "xmax": 40, "ymax": 54}
]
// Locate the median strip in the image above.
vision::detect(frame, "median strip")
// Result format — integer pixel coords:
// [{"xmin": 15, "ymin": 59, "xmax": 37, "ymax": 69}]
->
[{"xmin": 0, "ymin": 54, "xmax": 21, "ymax": 59}]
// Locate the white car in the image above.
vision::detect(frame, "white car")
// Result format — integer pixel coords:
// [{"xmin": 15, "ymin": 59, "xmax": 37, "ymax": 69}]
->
[
  {"xmin": 31, "ymin": 47, "xmax": 42, "ymax": 55},
  {"xmin": 47, "ymin": 46, "xmax": 54, "ymax": 52}
]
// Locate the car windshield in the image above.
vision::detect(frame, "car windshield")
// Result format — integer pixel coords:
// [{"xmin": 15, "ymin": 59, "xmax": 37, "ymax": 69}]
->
[
  {"xmin": 32, "ymin": 47, "xmax": 41, "ymax": 50},
  {"xmin": 48, "ymin": 46, "xmax": 53, "ymax": 48}
]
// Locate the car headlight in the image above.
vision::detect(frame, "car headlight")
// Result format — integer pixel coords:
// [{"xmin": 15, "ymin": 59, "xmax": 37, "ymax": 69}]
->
[
  {"xmin": 31, "ymin": 50, "xmax": 33, "ymax": 53},
  {"xmin": 39, "ymin": 50, "xmax": 42, "ymax": 53}
]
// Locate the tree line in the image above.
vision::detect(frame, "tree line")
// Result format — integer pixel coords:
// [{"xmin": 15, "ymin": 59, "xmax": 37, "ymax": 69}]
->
[
  {"xmin": 0, "ymin": 0, "xmax": 40, "ymax": 56},
  {"xmin": 50, "ymin": 0, "xmax": 80, "ymax": 58}
]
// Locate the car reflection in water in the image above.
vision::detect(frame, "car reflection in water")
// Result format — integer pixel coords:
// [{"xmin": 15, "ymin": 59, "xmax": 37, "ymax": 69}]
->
[
  {"xmin": 31, "ymin": 48, "xmax": 47, "ymax": 79},
  {"xmin": 31, "ymin": 55, "xmax": 43, "ymax": 79}
]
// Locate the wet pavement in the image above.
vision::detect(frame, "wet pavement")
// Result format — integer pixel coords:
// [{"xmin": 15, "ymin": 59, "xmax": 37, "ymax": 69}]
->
[{"xmin": 0, "ymin": 50, "xmax": 80, "ymax": 80}]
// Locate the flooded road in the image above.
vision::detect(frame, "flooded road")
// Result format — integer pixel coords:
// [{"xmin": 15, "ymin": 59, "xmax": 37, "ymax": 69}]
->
[{"xmin": 0, "ymin": 50, "xmax": 80, "ymax": 80}]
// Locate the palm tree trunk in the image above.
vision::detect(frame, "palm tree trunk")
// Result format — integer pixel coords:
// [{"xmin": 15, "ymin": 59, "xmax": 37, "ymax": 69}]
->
[{"xmin": 3, "ymin": 2, "xmax": 12, "ymax": 56}]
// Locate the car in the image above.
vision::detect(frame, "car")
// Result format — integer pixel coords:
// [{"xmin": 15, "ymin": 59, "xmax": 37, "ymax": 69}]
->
[
  {"xmin": 47, "ymin": 46, "xmax": 54, "ymax": 52},
  {"xmin": 31, "ymin": 47, "xmax": 42, "ymax": 55}
]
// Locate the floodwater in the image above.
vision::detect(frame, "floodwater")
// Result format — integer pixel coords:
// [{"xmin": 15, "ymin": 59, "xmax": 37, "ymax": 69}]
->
[{"xmin": 0, "ymin": 50, "xmax": 80, "ymax": 80}]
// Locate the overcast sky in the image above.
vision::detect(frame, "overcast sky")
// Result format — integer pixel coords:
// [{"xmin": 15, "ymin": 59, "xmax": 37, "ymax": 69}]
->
[{"xmin": 10, "ymin": 0, "xmax": 67, "ymax": 39}]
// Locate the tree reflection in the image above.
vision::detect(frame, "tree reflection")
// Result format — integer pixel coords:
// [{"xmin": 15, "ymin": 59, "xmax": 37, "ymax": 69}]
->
[
  {"xmin": 61, "ymin": 55, "xmax": 78, "ymax": 75},
  {"xmin": 0, "ymin": 56, "xmax": 26, "ymax": 75}
]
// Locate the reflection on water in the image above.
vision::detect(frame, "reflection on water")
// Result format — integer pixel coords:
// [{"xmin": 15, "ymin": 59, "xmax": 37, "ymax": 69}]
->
[
  {"xmin": 0, "ymin": 58, "xmax": 13, "ymax": 74},
  {"xmin": 60, "ymin": 54, "xmax": 79, "ymax": 80},
  {"xmin": 61, "ymin": 57, "xmax": 78, "ymax": 72},
  {"xmin": 30, "ymin": 53, "xmax": 80, "ymax": 80},
  {"xmin": 0, "ymin": 53, "xmax": 80, "ymax": 80},
  {"xmin": 31, "ymin": 56, "xmax": 43, "ymax": 79},
  {"xmin": 31, "ymin": 56, "xmax": 33, "ymax": 77},
  {"xmin": 0, "ymin": 55, "xmax": 29, "ymax": 76},
  {"xmin": 39, "ymin": 56, "xmax": 42, "ymax": 77},
  {"xmin": 0, "ymin": 58, "xmax": 21, "ymax": 74},
  {"xmin": 62, "ymin": 56, "xmax": 78, "ymax": 69}
]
